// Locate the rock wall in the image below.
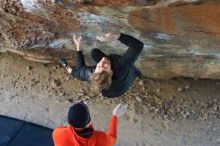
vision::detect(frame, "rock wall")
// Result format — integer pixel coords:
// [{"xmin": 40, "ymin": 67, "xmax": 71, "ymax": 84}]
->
[{"xmin": 0, "ymin": 0, "xmax": 220, "ymax": 79}]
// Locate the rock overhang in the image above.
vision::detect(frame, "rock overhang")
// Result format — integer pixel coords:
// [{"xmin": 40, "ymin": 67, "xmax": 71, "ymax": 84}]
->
[{"xmin": 0, "ymin": 0, "xmax": 219, "ymax": 79}]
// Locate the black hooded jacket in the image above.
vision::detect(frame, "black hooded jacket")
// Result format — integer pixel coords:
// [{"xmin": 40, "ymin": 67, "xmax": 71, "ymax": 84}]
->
[{"xmin": 71, "ymin": 33, "xmax": 144, "ymax": 98}]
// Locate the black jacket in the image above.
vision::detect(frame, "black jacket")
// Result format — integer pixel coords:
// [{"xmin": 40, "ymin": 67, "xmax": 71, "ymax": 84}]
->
[{"xmin": 71, "ymin": 33, "xmax": 144, "ymax": 98}]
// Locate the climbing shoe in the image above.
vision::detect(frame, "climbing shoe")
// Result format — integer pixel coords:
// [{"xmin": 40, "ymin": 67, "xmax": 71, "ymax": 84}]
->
[{"xmin": 59, "ymin": 58, "xmax": 68, "ymax": 68}]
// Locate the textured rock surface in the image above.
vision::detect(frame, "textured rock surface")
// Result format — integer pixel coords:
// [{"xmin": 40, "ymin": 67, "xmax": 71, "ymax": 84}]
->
[{"xmin": 0, "ymin": 0, "xmax": 220, "ymax": 79}]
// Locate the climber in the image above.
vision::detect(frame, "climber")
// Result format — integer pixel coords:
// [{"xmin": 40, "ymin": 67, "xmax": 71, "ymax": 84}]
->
[
  {"xmin": 59, "ymin": 32, "xmax": 144, "ymax": 98},
  {"xmin": 52, "ymin": 102, "xmax": 128, "ymax": 146}
]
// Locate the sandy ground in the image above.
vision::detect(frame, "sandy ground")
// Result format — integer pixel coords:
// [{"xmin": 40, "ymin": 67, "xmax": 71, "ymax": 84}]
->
[{"xmin": 0, "ymin": 52, "xmax": 220, "ymax": 146}]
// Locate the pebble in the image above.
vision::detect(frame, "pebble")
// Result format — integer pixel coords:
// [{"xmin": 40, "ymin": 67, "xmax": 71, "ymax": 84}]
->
[
  {"xmin": 76, "ymin": 96, "xmax": 81, "ymax": 100},
  {"xmin": 10, "ymin": 95, "xmax": 15, "ymax": 100},
  {"xmin": 208, "ymin": 96, "xmax": 213, "ymax": 99},
  {"xmin": 194, "ymin": 100, "xmax": 200, "ymax": 104},
  {"xmin": 178, "ymin": 87, "xmax": 183, "ymax": 92},
  {"xmin": 77, "ymin": 93, "xmax": 85, "ymax": 96},
  {"xmin": 163, "ymin": 115, "xmax": 168, "ymax": 119},
  {"xmin": 83, "ymin": 96, "xmax": 90, "ymax": 100},
  {"xmin": 100, "ymin": 96, "xmax": 104, "ymax": 100},
  {"xmin": 184, "ymin": 85, "xmax": 190, "ymax": 90},
  {"xmin": 154, "ymin": 96, "xmax": 160, "ymax": 102},
  {"xmin": 200, "ymin": 102, "xmax": 208, "ymax": 108},
  {"xmin": 68, "ymin": 98, "xmax": 73, "ymax": 103},
  {"xmin": 138, "ymin": 80, "xmax": 144, "ymax": 86},
  {"xmin": 28, "ymin": 71, "xmax": 32, "ymax": 75},
  {"xmin": 65, "ymin": 77, "xmax": 70, "ymax": 81},
  {"xmin": 201, "ymin": 113, "xmax": 208, "ymax": 120},
  {"xmin": 150, "ymin": 106, "xmax": 155, "ymax": 111},
  {"xmin": 59, "ymin": 92, "xmax": 65, "ymax": 96},
  {"xmin": 136, "ymin": 96, "xmax": 142, "ymax": 102},
  {"xmin": 146, "ymin": 91, "xmax": 149, "ymax": 96},
  {"xmin": 213, "ymin": 105, "xmax": 218, "ymax": 112},
  {"xmin": 183, "ymin": 114, "xmax": 187, "ymax": 118},
  {"xmin": 154, "ymin": 108, "xmax": 159, "ymax": 113},
  {"xmin": 52, "ymin": 66, "xmax": 56, "ymax": 70},
  {"xmin": 27, "ymin": 66, "xmax": 32, "ymax": 71},
  {"xmin": 133, "ymin": 117, "xmax": 138, "ymax": 123},
  {"xmin": 33, "ymin": 80, "xmax": 40, "ymax": 85},
  {"xmin": 51, "ymin": 79, "xmax": 61, "ymax": 87}
]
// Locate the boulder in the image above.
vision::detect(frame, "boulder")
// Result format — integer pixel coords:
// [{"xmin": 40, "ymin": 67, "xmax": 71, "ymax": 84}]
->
[{"xmin": 0, "ymin": 0, "xmax": 219, "ymax": 79}]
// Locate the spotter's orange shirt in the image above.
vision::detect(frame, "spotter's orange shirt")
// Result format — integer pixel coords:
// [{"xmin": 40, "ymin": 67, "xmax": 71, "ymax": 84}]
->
[{"xmin": 53, "ymin": 116, "xmax": 118, "ymax": 146}]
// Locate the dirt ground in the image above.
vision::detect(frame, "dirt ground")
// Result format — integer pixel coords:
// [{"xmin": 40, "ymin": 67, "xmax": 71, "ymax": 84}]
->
[{"xmin": 0, "ymin": 52, "xmax": 220, "ymax": 146}]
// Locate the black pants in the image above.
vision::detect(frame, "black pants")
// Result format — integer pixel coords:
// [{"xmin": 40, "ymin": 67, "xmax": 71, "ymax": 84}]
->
[{"xmin": 91, "ymin": 48, "xmax": 108, "ymax": 63}]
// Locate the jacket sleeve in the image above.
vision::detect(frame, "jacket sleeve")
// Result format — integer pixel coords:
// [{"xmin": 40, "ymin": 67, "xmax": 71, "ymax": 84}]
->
[
  {"xmin": 106, "ymin": 116, "xmax": 118, "ymax": 145},
  {"xmin": 52, "ymin": 128, "xmax": 66, "ymax": 146},
  {"xmin": 75, "ymin": 51, "xmax": 86, "ymax": 67},
  {"xmin": 71, "ymin": 51, "xmax": 94, "ymax": 81},
  {"xmin": 118, "ymin": 33, "xmax": 144, "ymax": 64}
]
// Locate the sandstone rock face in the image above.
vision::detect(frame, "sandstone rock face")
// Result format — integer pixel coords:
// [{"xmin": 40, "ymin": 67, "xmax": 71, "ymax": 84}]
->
[{"xmin": 0, "ymin": 0, "xmax": 219, "ymax": 79}]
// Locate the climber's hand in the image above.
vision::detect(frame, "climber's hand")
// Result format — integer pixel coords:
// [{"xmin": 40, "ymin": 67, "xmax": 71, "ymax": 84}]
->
[
  {"xmin": 73, "ymin": 34, "xmax": 82, "ymax": 51},
  {"xmin": 96, "ymin": 33, "xmax": 120, "ymax": 42}
]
